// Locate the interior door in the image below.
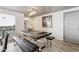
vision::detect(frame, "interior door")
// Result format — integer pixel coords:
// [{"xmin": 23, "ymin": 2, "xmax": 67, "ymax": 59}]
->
[{"xmin": 64, "ymin": 11, "xmax": 79, "ymax": 44}]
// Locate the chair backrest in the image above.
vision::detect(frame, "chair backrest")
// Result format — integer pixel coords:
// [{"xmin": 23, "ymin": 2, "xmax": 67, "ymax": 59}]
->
[
  {"xmin": 1, "ymin": 30, "xmax": 5, "ymax": 39},
  {"xmin": 2, "ymin": 33, "xmax": 9, "ymax": 52}
]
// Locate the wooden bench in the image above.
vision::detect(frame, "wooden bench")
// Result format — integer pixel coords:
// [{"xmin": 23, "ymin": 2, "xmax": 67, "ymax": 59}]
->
[
  {"xmin": 46, "ymin": 36, "xmax": 55, "ymax": 46},
  {"xmin": 13, "ymin": 37, "xmax": 39, "ymax": 52}
]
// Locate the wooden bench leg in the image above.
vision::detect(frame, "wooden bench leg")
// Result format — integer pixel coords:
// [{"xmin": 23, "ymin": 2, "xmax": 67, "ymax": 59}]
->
[
  {"xmin": 49, "ymin": 40, "xmax": 52, "ymax": 46},
  {"xmin": 47, "ymin": 39, "xmax": 49, "ymax": 46},
  {"xmin": 47, "ymin": 40, "xmax": 52, "ymax": 47}
]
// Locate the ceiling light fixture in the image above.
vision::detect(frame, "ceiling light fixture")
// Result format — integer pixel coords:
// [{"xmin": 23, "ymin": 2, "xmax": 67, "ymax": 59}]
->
[
  {"xmin": 28, "ymin": 7, "xmax": 38, "ymax": 16},
  {"xmin": 29, "ymin": 11, "xmax": 36, "ymax": 16}
]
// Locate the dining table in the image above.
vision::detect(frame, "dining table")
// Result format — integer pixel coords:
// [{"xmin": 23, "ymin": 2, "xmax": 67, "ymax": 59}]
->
[{"xmin": 20, "ymin": 30, "xmax": 52, "ymax": 41}]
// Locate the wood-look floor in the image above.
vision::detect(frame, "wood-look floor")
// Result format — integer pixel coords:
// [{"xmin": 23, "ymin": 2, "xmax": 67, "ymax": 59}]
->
[
  {"xmin": 2, "ymin": 39, "xmax": 79, "ymax": 52},
  {"xmin": 42, "ymin": 39, "xmax": 79, "ymax": 52}
]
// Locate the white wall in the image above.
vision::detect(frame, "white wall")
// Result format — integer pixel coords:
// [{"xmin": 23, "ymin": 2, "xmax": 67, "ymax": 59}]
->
[
  {"xmin": 33, "ymin": 7, "xmax": 79, "ymax": 40},
  {"xmin": 52, "ymin": 12, "xmax": 63, "ymax": 40},
  {"xmin": 33, "ymin": 12, "xmax": 63, "ymax": 40},
  {"xmin": 0, "ymin": 9, "xmax": 24, "ymax": 35}
]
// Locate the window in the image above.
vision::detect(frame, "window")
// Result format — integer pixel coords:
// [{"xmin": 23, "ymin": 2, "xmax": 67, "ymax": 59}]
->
[{"xmin": 0, "ymin": 14, "xmax": 16, "ymax": 41}]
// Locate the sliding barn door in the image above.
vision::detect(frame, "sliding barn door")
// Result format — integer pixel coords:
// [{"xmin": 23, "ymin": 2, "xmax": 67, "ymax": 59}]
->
[{"xmin": 64, "ymin": 11, "xmax": 79, "ymax": 44}]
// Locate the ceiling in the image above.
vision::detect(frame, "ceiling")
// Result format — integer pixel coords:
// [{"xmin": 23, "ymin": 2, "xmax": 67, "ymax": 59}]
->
[{"xmin": 0, "ymin": 6, "xmax": 76, "ymax": 17}]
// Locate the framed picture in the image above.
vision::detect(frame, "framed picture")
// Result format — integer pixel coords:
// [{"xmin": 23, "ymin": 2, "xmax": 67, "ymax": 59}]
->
[{"xmin": 42, "ymin": 15, "xmax": 52, "ymax": 28}]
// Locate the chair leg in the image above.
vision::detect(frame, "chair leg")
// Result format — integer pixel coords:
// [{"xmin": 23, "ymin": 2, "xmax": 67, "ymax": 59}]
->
[
  {"xmin": 1, "ymin": 40, "xmax": 2, "ymax": 45},
  {"xmin": 0, "ymin": 40, "xmax": 2, "ymax": 46}
]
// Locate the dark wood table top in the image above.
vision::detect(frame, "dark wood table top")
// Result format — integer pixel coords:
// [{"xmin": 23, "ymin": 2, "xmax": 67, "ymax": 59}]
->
[{"xmin": 20, "ymin": 30, "xmax": 52, "ymax": 40}]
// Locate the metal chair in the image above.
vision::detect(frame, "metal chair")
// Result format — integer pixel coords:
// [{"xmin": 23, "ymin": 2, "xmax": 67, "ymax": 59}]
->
[
  {"xmin": 0, "ymin": 30, "xmax": 5, "ymax": 45},
  {"xmin": 1, "ymin": 33, "xmax": 9, "ymax": 52}
]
